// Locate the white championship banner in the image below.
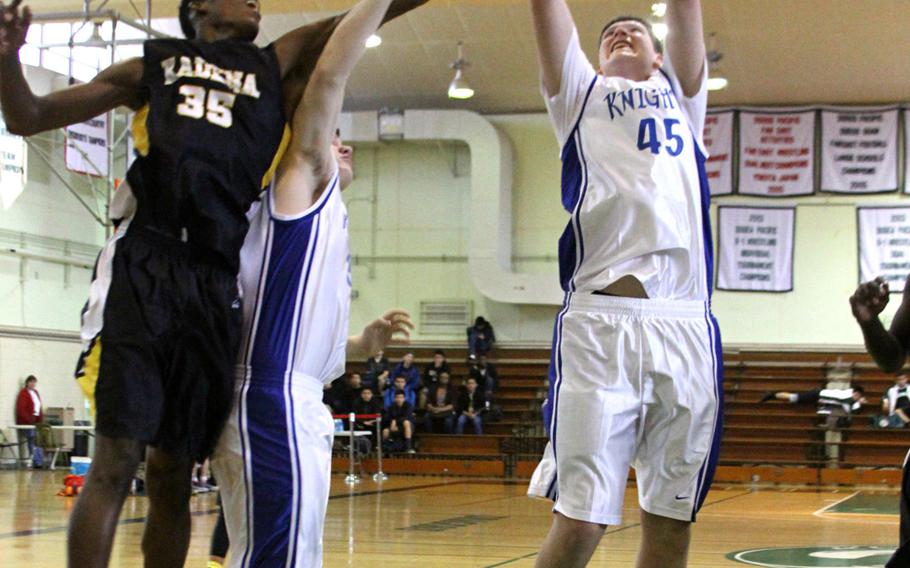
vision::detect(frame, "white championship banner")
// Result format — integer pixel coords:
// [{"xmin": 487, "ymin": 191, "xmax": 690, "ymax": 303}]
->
[
  {"xmin": 703, "ymin": 109, "xmax": 734, "ymax": 196},
  {"xmin": 717, "ymin": 206, "xmax": 795, "ymax": 292},
  {"xmin": 821, "ymin": 107, "xmax": 899, "ymax": 194},
  {"xmin": 738, "ymin": 109, "xmax": 815, "ymax": 197},
  {"xmin": 906, "ymin": 110, "xmax": 910, "ymax": 194},
  {"xmin": 65, "ymin": 113, "xmax": 108, "ymax": 177},
  {"xmin": 0, "ymin": 119, "xmax": 27, "ymax": 210},
  {"xmin": 857, "ymin": 207, "xmax": 910, "ymax": 290}
]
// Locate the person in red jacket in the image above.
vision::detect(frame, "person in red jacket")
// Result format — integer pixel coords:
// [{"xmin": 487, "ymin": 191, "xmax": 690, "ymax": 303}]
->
[{"xmin": 15, "ymin": 375, "xmax": 42, "ymax": 462}]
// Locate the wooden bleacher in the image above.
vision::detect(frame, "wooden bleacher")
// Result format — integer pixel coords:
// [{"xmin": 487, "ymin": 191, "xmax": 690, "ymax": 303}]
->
[{"xmin": 333, "ymin": 346, "xmax": 910, "ymax": 486}]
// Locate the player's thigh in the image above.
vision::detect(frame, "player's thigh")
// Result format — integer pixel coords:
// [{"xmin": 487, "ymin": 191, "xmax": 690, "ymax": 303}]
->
[
  {"xmin": 550, "ymin": 309, "xmax": 640, "ymax": 525},
  {"xmin": 636, "ymin": 315, "xmax": 720, "ymax": 521}
]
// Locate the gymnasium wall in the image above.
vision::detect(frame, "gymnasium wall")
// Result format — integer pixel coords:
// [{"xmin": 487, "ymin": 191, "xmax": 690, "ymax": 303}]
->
[
  {"xmin": 345, "ymin": 113, "xmax": 906, "ymax": 349},
  {"xmin": 2, "ymin": 65, "xmax": 908, "ymax": 417}
]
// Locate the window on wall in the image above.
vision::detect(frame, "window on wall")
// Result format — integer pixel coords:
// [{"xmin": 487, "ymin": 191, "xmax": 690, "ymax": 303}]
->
[{"xmin": 23, "ymin": 20, "xmax": 154, "ymax": 83}]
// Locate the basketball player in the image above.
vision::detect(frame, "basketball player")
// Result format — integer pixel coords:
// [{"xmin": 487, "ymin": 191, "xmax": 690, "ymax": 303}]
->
[
  {"xmin": 0, "ymin": 0, "xmax": 420, "ymax": 566},
  {"xmin": 208, "ymin": 0, "xmax": 407, "ymax": 564},
  {"xmin": 850, "ymin": 275, "xmax": 910, "ymax": 567},
  {"xmin": 525, "ymin": 1, "xmax": 721, "ymax": 567}
]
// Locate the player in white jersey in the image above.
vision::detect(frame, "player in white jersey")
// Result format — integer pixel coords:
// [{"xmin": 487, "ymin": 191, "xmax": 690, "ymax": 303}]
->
[
  {"xmin": 209, "ymin": 0, "xmax": 412, "ymax": 565},
  {"xmin": 525, "ymin": 2, "xmax": 720, "ymax": 567}
]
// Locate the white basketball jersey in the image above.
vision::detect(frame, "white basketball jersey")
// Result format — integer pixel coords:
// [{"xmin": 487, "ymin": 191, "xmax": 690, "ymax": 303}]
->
[
  {"xmin": 237, "ymin": 172, "xmax": 351, "ymax": 384},
  {"xmin": 546, "ymin": 30, "xmax": 712, "ymax": 301}
]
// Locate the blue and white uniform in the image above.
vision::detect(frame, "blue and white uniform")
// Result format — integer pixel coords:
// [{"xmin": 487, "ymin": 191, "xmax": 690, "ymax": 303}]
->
[
  {"xmin": 212, "ymin": 170, "xmax": 350, "ymax": 567},
  {"xmin": 527, "ymin": 29, "xmax": 723, "ymax": 525}
]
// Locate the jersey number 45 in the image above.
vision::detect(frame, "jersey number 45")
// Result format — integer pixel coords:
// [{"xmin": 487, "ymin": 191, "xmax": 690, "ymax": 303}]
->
[{"xmin": 637, "ymin": 118, "xmax": 684, "ymax": 157}]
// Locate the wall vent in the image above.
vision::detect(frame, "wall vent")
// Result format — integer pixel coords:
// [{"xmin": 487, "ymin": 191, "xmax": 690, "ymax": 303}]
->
[{"xmin": 419, "ymin": 300, "xmax": 473, "ymax": 336}]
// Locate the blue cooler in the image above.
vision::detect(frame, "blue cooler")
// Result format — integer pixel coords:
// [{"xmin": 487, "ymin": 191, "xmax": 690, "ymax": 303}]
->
[{"xmin": 71, "ymin": 457, "xmax": 91, "ymax": 476}]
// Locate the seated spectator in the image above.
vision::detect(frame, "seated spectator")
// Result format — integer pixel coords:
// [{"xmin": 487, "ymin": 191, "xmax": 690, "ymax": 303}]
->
[
  {"xmin": 882, "ymin": 374, "xmax": 910, "ymax": 428},
  {"xmin": 456, "ymin": 377, "xmax": 485, "ymax": 435},
  {"xmin": 391, "ymin": 352, "xmax": 421, "ymax": 392},
  {"xmin": 383, "ymin": 390, "xmax": 416, "ymax": 454},
  {"xmin": 352, "ymin": 388, "xmax": 384, "ymax": 440},
  {"xmin": 467, "ymin": 316, "xmax": 495, "ymax": 360},
  {"xmin": 365, "ymin": 350, "xmax": 391, "ymax": 393},
  {"xmin": 423, "ymin": 350, "xmax": 451, "ymax": 390},
  {"xmin": 331, "ymin": 373, "xmax": 364, "ymax": 414},
  {"xmin": 470, "ymin": 354, "xmax": 498, "ymax": 402},
  {"xmin": 383, "ymin": 376, "xmax": 415, "ymax": 408},
  {"xmin": 424, "ymin": 382, "xmax": 456, "ymax": 434},
  {"xmin": 760, "ymin": 383, "xmax": 866, "ymax": 427}
]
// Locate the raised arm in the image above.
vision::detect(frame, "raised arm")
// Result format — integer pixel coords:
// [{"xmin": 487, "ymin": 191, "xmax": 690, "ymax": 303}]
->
[
  {"xmin": 665, "ymin": 0, "xmax": 706, "ymax": 97},
  {"xmin": 272, "ymin": 0, "xmax": 428, "ymax": 80},
  {"xmin": 851, "ymin": 276, "xmax": 910, "ymax": 373},
  {"xmin": 274, "ymin": 0, "xmax": 392, "ymax": 214},
  {"xmin": 528, "ymin": 0, "xmax": 575, "ymax": 97},
  {"xmin": 0, "ymin": 0, "xmax": 142, "ymax": 136}
]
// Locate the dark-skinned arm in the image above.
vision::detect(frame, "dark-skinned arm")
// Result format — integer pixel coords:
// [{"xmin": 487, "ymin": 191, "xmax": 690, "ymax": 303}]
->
[
  {"xmin": 0, "ymin": 0, "xmax": 143, "ymax": 136},
  {"xmin": 272, "ymin": 0, "xmax": 428, "ymax": 79},
  {"xmin": 274, "ymin": 0, "xmax": 428, "ymax": 116},
  {"xmin": 851, "ymin": 275, "xmax": 910, "ymax": 373}
]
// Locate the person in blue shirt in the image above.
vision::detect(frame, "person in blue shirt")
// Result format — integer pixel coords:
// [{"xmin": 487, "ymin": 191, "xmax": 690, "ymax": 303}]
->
[
  {"xmin": 384, "ymin": 376, "xmax": 415, "ymax": 408},
  {"xmin": 391, "ymin": 352, "xmax": 421, "ymax": 391}
]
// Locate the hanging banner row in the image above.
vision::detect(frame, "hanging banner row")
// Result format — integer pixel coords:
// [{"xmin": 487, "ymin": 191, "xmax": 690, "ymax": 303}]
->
[
  {"xmin": 716, "ymin": 205, "xmax": 910, "ymax": 293},
  {"xmin": 703, "ymin": 106, "xmax": 905, "ymax": 197}
]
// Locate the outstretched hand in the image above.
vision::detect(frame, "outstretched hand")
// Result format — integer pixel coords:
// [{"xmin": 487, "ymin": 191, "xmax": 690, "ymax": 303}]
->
[
  {"xmin": 850, "ymin": 276, "xmax": 890, "ymax": 323},
  {"xmin": 0, "ymin": 0, "xmax": 31, "ymax": 57},
  {"xmin": 355, "ymin": 309, "xmax": 413, "ymax": 357}
]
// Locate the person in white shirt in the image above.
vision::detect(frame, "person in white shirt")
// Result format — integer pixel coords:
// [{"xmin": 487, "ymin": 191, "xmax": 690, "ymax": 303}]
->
[
  {"xmin": 208, "ymin": 0, "xmax": 418, "ymax": 565},
  {"xmin": 525, "ymin": 2, "xmax": 720, "ymax": 567}
]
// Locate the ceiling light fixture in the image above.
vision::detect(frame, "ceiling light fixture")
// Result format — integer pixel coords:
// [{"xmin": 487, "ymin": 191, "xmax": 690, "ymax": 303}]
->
[
  {"xmin": 447, "ymin": 41, "xmax": 474, "ymax": 100},
  {"xmin": 706, "ymin": 32, "xmax": 728, "ymax": 91},
  {"xmin": 365, "ymin": 34, "xmax": 381, "ymax": 48},
  {"xmin": 651, "ymin": 2, "xmax": 667, "ymax": 18},
  {"xmin": 651, "ymin": 22, "xmax": 668, "ymax": 42}
]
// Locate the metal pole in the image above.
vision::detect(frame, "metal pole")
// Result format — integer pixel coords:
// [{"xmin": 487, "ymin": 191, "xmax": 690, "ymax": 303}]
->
[
  {"xmin": 372, "ymin": 415, "xmax": 387, "ymax": 482},
  {"xmin": 344, "ymin": 412, "xmax": 359, "ymax": 484},
  {"xmin": 105, "ymin": 15, "xmax": 118, "ymax": 237}
]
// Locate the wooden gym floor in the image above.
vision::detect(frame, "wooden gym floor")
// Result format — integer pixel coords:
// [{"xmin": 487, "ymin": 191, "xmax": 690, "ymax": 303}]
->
[{"xmin": 0, "ymin": 470, "xmax": 901, "ymax": 567}]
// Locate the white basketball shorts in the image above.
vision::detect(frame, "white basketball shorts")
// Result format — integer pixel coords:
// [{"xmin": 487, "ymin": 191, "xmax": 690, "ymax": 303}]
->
[
  {"xmin": 527, "ymin": 293, "xmax": 722, "ymax": 525},
  {"xmin": 212, "ymin": 371, "xmax": 335, "ymax": 568}
]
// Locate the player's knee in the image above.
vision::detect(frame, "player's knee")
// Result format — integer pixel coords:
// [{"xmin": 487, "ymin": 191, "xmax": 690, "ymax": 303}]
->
[{"xmin": 554, "ymin": 513, "xmax": 605, "ymax": 545}]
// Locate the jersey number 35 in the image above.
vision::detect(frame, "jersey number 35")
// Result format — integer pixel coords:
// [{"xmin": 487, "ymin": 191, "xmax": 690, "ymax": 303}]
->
[{"xmin": 176, "ymin": 85, "xmax": 237, "ymax": 129}]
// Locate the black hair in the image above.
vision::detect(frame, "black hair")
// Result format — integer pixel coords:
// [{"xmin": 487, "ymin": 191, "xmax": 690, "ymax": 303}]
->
[
  {"xmin": 25, "ymin": 375, "xmax": 37, "ymax": 384},
  {"xmin": 179, "ymin": 0, "xmax": 197, "ymax": 40},
  {"xmin": 851, "ymin": 384, "xmax": 865, "ymax": 394},
  {"xmin": 599, "ymin": 15, "xmax": 663, "ymax": 54},
  {"xmin": 434, "ymin": 349, "xmax": 445, "ymax": 356},
  {"xmin": 394, "ymin": 389, "xmax": 405, "ymax": 397}
]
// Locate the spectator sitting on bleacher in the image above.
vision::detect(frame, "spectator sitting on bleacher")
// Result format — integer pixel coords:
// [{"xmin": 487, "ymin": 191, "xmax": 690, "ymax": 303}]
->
[
  {"xmin": 365, "ymin": 350, "xmax": 391, "ymax": 393},
  {"xmin": 456, "ymin": 377, "xmax": 485, "ymax": 434},
  {"xmin": 881, "ymin": 374, "xmax": 910, "ymax": 428},
  {"xmin": 759, "ymin": 384, "xmax": 866, "ymax": 427},
  {"xmin": 391, "ymin": 352, "xmax": 421, "ymax": 392},
  {"xmin": 332, "ymin": 373, "xmax": 365, "ymax": 414},
  {"xmin": 352, "ymin": 387, "xmax": 383, "ymax": 437},
  {"xmin": 467, "ymin": 317, "xmax": 495, "ymax": 361},
  {"xmin": 384, "ymin": 376, "xmax": 415, "ymax": 408},
  {"xmin": 424, "ymin": 382, "xmax": 456, "ymax": 434},
  {"xmin": 423, "ymin": 350, "xmax": 451, "ymax": 390},
  {"xmin": 470, "ymin": 354, "xmax": 498, "ymax": 402},
  {"xmin": 383, "ymin": 390, "xmax": 416, "ymax": 454}
]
